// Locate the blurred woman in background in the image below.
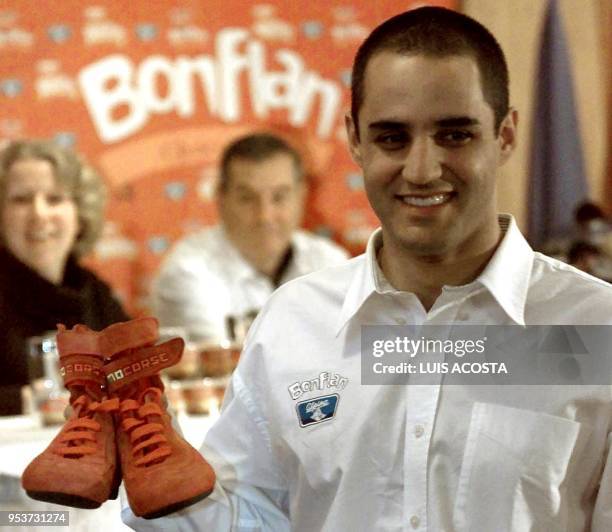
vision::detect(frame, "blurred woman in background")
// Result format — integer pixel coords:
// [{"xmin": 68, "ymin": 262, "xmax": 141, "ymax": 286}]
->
[{"xmin": 0, "ymin": 140, "xmax": 129, "ymax": 415}]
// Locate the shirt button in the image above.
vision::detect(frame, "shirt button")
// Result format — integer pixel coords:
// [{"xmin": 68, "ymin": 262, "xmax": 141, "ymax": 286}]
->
[
  {"xmin": 410, "ymin": 515, "xmax": 420, "ymax": 528},
  {"xmin": 414, "ymin": 424, "xmax": 425, "ymax": 438}
]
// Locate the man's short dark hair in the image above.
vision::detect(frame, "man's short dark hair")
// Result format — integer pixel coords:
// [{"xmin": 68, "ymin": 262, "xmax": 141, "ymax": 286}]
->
[
  {"xmin": 219, "ymin": 133, "xmax": 303, "ymax": 191},
  {"xmin": 351, "ymin": 6, "xmax": 509, "ymax": 136}
]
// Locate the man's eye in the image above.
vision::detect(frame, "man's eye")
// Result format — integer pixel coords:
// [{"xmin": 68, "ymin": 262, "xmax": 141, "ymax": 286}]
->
[
  {"xmin": 272, "ymin": 192, "xmax": 289, "ymax": 204},
  {"xmin": 376, "ymin": 133, "xmax": 407, "ymax": 149},
  {"xmin": 436, "ymin": 130, "xmax": 473, "ymax": 146}
]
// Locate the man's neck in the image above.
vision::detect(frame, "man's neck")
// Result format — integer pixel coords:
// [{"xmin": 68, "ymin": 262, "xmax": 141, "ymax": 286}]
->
[
  {"xmin": 241, "ymin": 246, "xmax": 293, "ymax": 285},
  {"xmin": 378, "ymin": 230, "xmax": 502, "ymax": 311}
]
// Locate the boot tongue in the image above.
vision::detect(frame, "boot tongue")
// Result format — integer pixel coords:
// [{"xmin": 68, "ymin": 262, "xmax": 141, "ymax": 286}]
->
[
  {"xmin": 119, "ymin": 376, "xmax": 164, "ymax": 401},
  {"xmin": 100, "ymin": 317, "xmax": 159, "ymax": 359},
  {"xmin": 69, "ymin": 382, "xmax": 105, "ymax": 404}
]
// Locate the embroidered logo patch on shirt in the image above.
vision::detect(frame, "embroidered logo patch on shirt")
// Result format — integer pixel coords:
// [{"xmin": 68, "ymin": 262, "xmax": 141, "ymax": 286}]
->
[{"xmin": 296, "ymin": 394, "xmax": 339, "ymax": 427}]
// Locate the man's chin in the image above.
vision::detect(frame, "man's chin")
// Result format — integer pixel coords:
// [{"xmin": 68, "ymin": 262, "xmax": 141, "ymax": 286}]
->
[
  {"xmin": 241, "ymin": 241, "xmax": 291, "ymax": 265},
  {"xmin": 390, "ymin": 231, "xmax": 451, "ymax": 259}
]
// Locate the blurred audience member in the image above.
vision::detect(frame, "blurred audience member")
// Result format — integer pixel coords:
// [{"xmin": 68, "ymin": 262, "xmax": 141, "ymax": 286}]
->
[
  {"xmin": 567, "ymin": 241, "xmax": 603, "ymax": 275},
  {"xmin": 570, "ymin": 201, "xmax": 612, "ymax": 281},
  {"xmin": 574, "ymin": 201, "xmax": 612, "ymax": 254},
  {"xmin": 0, "ymin": 140, "xmax": 129, "ymax": 415},
  {"xmin": 153, "ymin": 132, "xmax": 349, "ymax": 342}
]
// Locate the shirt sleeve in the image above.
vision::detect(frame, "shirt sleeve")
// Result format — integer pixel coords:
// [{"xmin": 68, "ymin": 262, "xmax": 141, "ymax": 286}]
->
[
  {"xmin": 121, "ymin": 371, "xmax": 290, "ymax": 532},
  {"xmin": 592, "ymin": 431, "xmax": 612, "ymax": 531}
]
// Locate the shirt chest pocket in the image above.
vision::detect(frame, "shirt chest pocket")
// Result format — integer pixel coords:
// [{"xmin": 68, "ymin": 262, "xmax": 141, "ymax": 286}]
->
[{"xmin": 453, "ymin": 402, "xmax": 582, "ymax": 532}]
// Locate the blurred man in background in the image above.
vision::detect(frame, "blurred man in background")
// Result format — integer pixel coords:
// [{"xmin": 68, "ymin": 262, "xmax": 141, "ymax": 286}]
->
[{"xmin": 152, "ymin": 132, "xmax": 348, "ymax": 342}]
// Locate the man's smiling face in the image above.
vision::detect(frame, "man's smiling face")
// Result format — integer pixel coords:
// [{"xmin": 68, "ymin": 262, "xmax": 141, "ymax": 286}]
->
[{"xmin": 347, "ymin": 52, "xmax": 516, "ymax": 262}]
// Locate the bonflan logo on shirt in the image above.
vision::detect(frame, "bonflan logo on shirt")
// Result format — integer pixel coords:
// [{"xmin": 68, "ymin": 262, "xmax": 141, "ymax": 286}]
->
[
  {"xmin": 288, "ymin": 371, "xmax": 348, "ymax": 400},
  {"xmin": 296, "ymin": 394, "xmax": 339, "ymax": 427}
]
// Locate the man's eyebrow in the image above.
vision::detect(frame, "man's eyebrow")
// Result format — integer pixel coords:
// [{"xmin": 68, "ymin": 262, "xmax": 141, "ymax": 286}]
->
[
  {"xmin": 435, "ymin": 116, "xmax": 480, "ymax": 128},
  {"xmin": 368, "ymin": 121, "xmax": 407, "ymax": 131},
  {"xmin": 367, "ymin": 117, "xmax": 481, "ymax": 131},
  {"xmin": 233, "ymin": 184, "xmax": 255, "ymax": 192}
]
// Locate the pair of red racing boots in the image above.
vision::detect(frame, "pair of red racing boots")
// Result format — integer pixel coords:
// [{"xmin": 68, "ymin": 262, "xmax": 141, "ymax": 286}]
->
[{"xmin": 21, "ymin": 317, "xmax": 216, "ymax": 519}]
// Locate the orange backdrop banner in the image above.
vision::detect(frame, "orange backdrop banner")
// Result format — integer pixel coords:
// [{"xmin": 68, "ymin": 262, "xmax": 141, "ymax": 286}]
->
[{"xmin": 1, "ymin": 0, "xmax": 456, "ymax": 312}]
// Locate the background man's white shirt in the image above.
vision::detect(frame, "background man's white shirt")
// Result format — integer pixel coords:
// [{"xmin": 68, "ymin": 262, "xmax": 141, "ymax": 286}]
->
[{"xmin": 152, "ymin": 225, "xmax": 349, "ymax": 341}]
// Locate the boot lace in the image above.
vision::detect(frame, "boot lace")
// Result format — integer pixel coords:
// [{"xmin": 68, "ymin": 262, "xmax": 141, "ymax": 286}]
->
[
  {"xmin": 55, "ymin": 395, "xmax": 119, "ymax": 458},
  {"xmin": 119, "ymin": 387, "xmax": 172, "ymax": 467}
]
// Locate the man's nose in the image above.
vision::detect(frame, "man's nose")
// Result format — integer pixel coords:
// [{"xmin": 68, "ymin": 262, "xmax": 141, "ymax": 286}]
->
[
  {"xmin": 256, "ymin": 198, "xmax": 276, "ymax": 224},
  {"xmin": 401, "ymin": 136, "xmax": 442, "ymax": 185}
]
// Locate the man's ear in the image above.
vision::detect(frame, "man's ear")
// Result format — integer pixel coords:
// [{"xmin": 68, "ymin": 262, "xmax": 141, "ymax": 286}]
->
[
  {"xmin": 345, "ymin": 112, "xmax": 363, "ymax": 167},
  {"xmin": 498, "ymin": 108, "xmax": 518, "ymax": 164}
]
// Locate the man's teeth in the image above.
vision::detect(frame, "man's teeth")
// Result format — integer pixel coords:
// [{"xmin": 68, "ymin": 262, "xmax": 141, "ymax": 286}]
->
[{"xmin": 402, "ymin": 194, "xmax": 450, "ymax": 207}]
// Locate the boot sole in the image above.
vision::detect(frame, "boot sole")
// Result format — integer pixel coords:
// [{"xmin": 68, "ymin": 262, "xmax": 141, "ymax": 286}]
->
[
  {"xmin": 25, "ymin": 491, "xmax": 103, "ymax": 509},
  {"xmin": 25, "ymin": 463, "xmax": 122, "ymax": 509},
  {"xmin": 141, "ymin": 487, "xmax": 214, "ymax": 519}
]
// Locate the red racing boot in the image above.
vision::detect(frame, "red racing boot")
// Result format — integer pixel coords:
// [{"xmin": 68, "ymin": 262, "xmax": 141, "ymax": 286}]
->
[
  {"xmin": 101, "ymin": 317, "xmax": 216, "ymax": 519},
  {"xmin": 22, "ymin": 324, "xmax": 120, "ymax": 509}
]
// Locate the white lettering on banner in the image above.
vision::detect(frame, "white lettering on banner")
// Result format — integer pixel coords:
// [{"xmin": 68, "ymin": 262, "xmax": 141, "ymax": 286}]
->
[{"xmin": 78, "ymin": 28, "xmax": 342, "ymax": 143}]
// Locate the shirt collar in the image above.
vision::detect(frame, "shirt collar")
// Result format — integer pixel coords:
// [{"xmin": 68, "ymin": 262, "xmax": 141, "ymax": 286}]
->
[
  {"xmin": 334, "ymin": 230, "xmax": 381, "ymax": 335},
  {"xmin": 335, "ymin": 214, "xmax": 533, "ymax": 334},
  {"xmin": 476, "ymin": 214, "xmax": 533, "ymax": 325},
  {"xmin": 218, "ymin": 225, "xmax": 261, "ymax": 282}
]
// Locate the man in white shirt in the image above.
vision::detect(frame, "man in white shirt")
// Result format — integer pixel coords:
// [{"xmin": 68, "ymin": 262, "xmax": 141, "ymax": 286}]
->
[
  {"xmin": 127, "ymin": 7, "xmax": 612, "ymax": 531},
  {"xmin": 152, "ymin": 133, "xmax": 349, "ymax": 342}
]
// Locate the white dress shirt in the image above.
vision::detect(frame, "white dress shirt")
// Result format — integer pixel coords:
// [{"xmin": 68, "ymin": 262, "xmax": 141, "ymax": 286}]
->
[
  {"xmin": 151, "ymin": 225, "xmax": 349, "ymax": 341},
  {"xmin": 126, "ymin": 215, "xmax": 612, "ymax": 531}
]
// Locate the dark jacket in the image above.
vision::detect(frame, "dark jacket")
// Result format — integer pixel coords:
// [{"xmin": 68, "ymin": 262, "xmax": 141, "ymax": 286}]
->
[{"xmin": 0, "ymin": 247, "xmax": 129, "ymax": 415}]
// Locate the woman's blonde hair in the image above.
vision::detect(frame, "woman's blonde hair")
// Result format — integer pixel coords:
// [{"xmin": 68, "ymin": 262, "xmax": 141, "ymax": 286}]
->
[{"xmin": 0, "ymin": 140, "xmax": 106, "ymax": 256}]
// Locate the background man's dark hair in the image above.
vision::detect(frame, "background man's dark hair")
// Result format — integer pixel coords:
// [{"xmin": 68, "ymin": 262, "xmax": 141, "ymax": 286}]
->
[
  {"xmin": 219, "ymin": 133, "xmax": 303, "ymax": 191},
  {"xmin": 351, "ymin": 6, "xmax": 509, "ymax": 136}
]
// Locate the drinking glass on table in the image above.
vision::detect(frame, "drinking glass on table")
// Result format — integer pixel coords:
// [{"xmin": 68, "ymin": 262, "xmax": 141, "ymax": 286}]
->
[{"xmin": 26, "ymin": 333, "xmax": 69, "ymax": 425}]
